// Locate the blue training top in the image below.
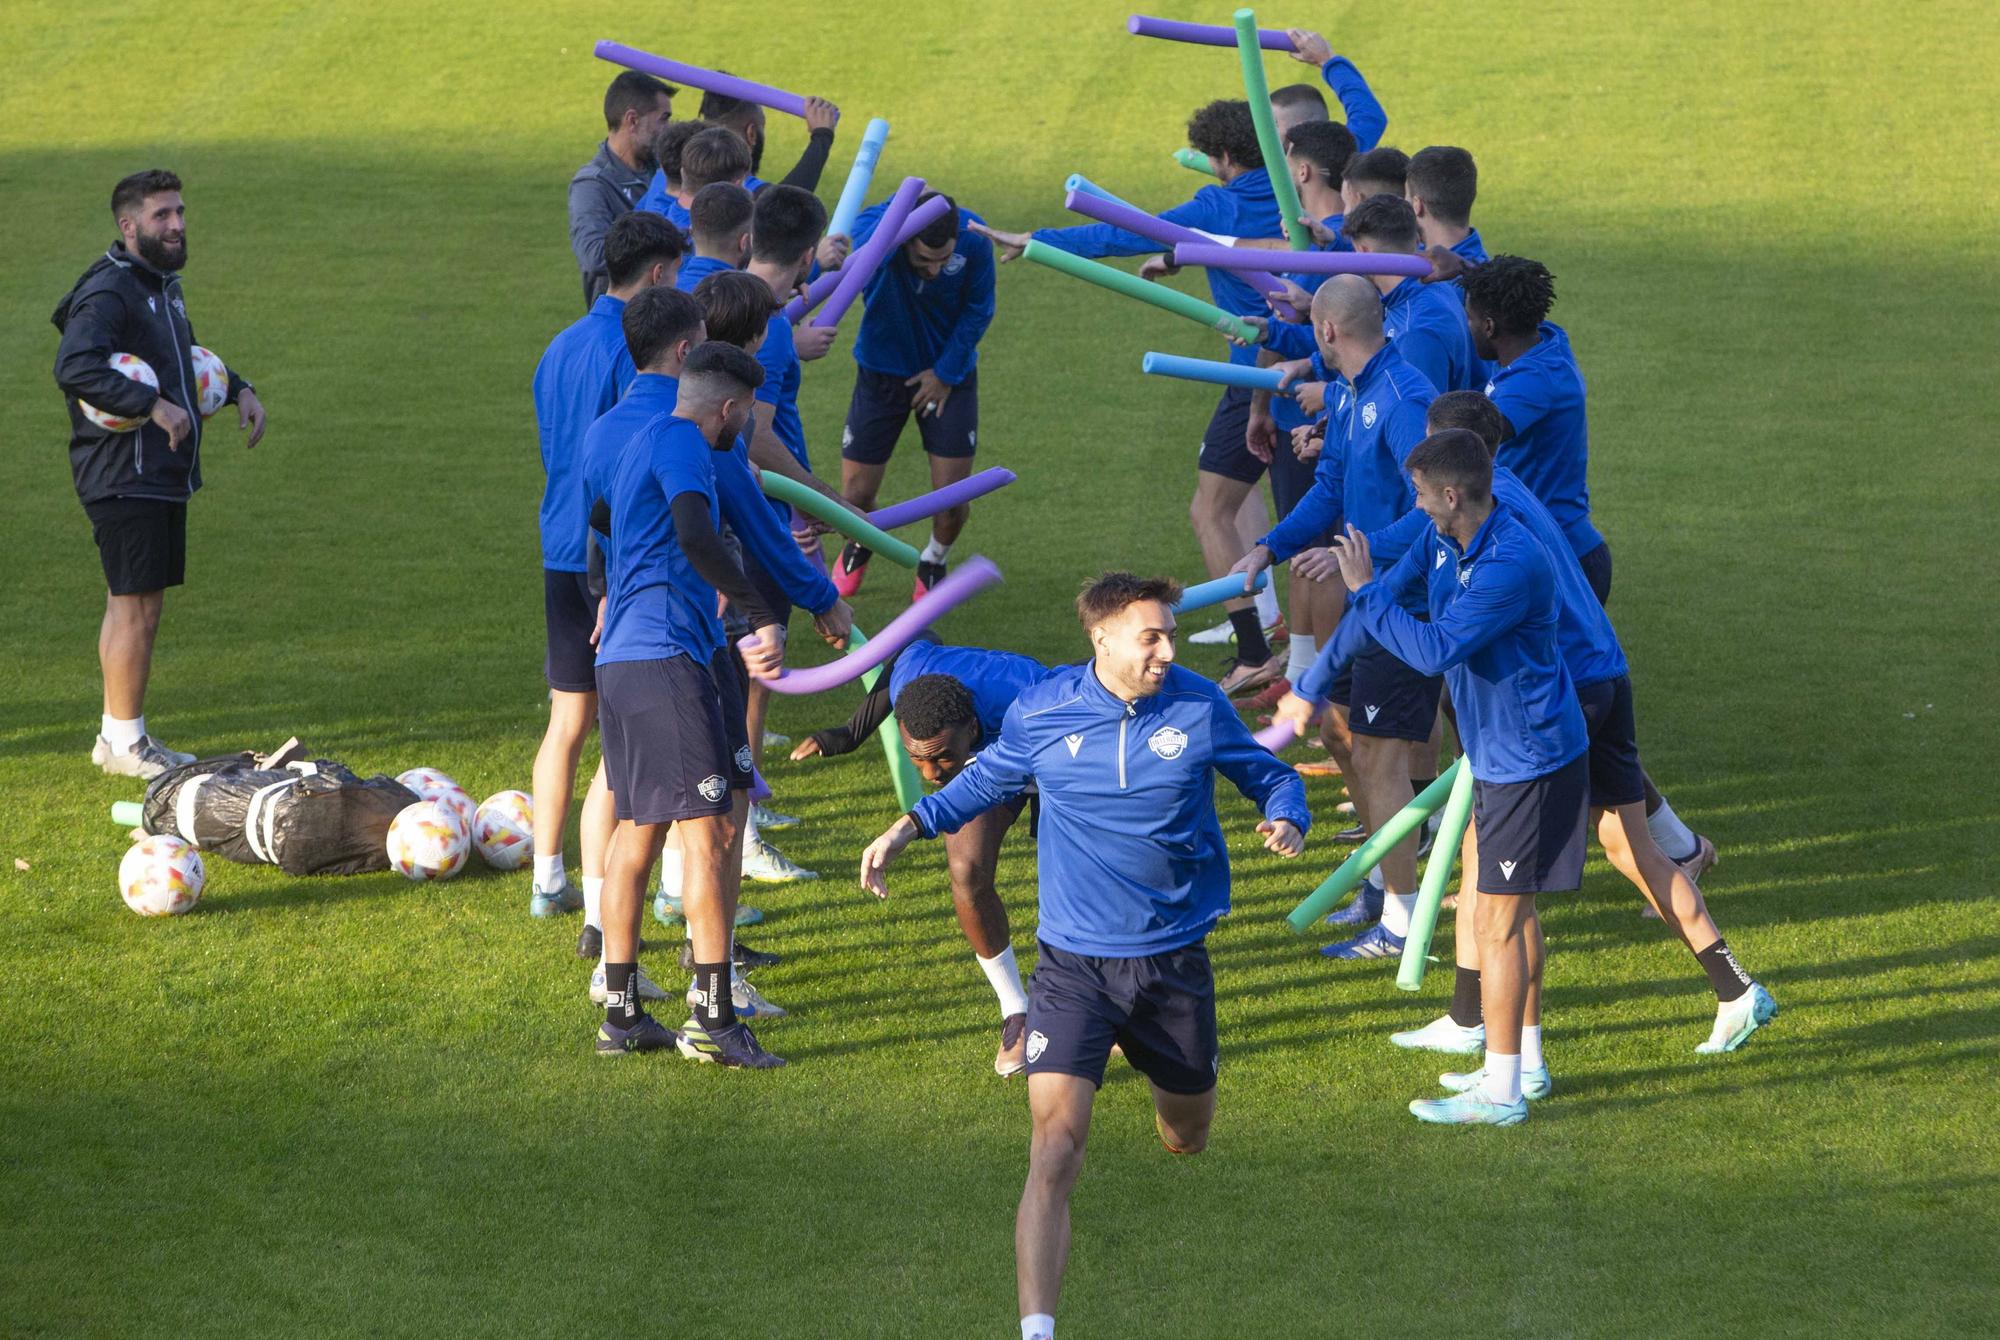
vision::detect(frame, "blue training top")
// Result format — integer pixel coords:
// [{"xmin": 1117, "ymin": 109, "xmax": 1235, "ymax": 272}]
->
[
  {"xmin": 532, "ymin": 293, "xmax": 633, "ymax": 571},
  {"xmin": 595, "ymin": 413, "xmax": 723, "ymax": 666},
  {"xmin": 849, "ymin": 202, "xmax": 997, "ymax": 385},
  {"xmin": 1485, "ymin": 322, "xmax": 1603, "ymax": 559},
  {"xmin": 889, "ymin": 641, "xmax": 1050, "ymax": 750}
]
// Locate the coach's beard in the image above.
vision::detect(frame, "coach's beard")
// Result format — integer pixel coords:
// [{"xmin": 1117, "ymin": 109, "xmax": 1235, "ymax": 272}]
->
[{"xmin": 135, "ymin": 230, "xmax": 187, "ymax": 272}]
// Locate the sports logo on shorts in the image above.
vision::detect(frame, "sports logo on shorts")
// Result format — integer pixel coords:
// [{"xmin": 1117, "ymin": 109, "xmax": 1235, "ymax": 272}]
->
[
  {"xmin": 1147, "ymin": 726, "xmax": 1188, "ymax": 760},
  {"xmin": 1362, "ymin": 402, "xmax": 1378, "ymax": 428},
  {"xmin": 146, "ymin": 296, "xmax": 157, "ymax": 313},
  {"xmin": 697, "ymin": 774, "xmax": 727, "ymax": 803},
  {"xmin": 1364, "ymin": 705, "xmax": 1380, "ymax": 724},
  {"xmin": 734, "ymin": 745, "xmax": 753, "ymax": 774},
  {"xmin": 1499, "ymin": 859, "xmax": 1518, "ymax": 880},
  {"xmin": 1026, "ymin": 1029, "xmax": 1048, "ymax": 1063},
  {"xmin": 944, "ymin": 253, "xmax": 966, "ymax": 276},
  {"xmin": 841, "ymin": 424, "xmax": 854, "ymax": 448}
]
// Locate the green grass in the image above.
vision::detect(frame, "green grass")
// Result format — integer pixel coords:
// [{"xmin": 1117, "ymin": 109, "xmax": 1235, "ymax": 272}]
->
[{"xmin": 2, "ymin": 1, "xmax": 1997, "ymax": 1335}]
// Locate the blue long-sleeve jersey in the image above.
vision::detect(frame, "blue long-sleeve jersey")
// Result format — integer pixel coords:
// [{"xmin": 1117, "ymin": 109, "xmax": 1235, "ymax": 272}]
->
[
  {"xmin": 890, "ymin": 641, "xmax": 1050, "ymax": 750},
  {"xmin": 1485, "ymin": 322, "xmax": 1602, "ymax": 559},
  {"xmin": 1031, "ymin": 168, "xmax": 1284, "ymax": 367},
  {"xmin": 532, "ymin": 293, "xmax": 634, "ymax": 571},
  {"xmin": 911, "ymin": 663, "xmax": 1310, "ymax": 957},
  {"xmin": 639, "ymin": 172, "xmax": 770, "ymax": 233},
  {"xmin": 1382, "ymin": 276, "xmax": 1480, "ymax": 392},
  {"xmin": 1321, "ymin": 56, "xmax": 1387, "ymax": 152},
  {"xmin": 848, "ymin": 202, "xmax": 997, "ymax": 386},
  {"xmin": 673, "ymin": 255, "xmax": 737, "ymax": 294}
]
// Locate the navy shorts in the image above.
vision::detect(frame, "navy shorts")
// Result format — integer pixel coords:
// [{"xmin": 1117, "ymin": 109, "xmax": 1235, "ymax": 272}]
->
[
  {"xmin": 596, "ymin": 651, "xmax": 753, "ymax": 824},
  {"xmin": 1267, "ymin": 431, "xmax": 1319, "ymax": 523},
  {"xmin": 1330, "ymin": 642, "xmax": 1444, "ymax": 742},
  {"xmin": 1472, "ymin": 753, "xmax": 1589, "ymax": 894},
  {"xmin": 86, "ymin": 497, "xmax": 186, "ymax": 595},
  {"xmin": 1026, "ymin": 939, "xmax": 1218, "ymax": 1095},
  {"xmin": 842, "ymin": 367, "xmax": 979, "ymax": 464},
  {"xmin": 740, "ymin": 544, "xmax": 794, "ymax": 633},
  {"xmin": 1577, "ymin": 675, "xmax": 1646, "ymax": 808},
  {"xmin": 1578, "ymin": 540, "xmax": 1612, "ymax": 606},
  {"xmin": 543, "ymin": 568, "xmax": 598, "ymax": 693},
  {"xmin": 1195, "ymin": 385, "xmax": 1262, "ymax": 483}
]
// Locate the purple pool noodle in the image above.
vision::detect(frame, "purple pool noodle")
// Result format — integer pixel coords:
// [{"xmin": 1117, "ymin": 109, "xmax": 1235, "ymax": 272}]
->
[
  {"xmin": 867, "ymin": 468, "xmax": 1018, "ymax": 531},
  {"xmin": 1065, "ymin": 190, "xmax": 1298, "ymax": 320},
  {"xmin": 786, "ymin": 194, "xmax": 953, "ymax": 322},
  {"xmin": 811, "ymin": 177, "xmax": 927, "ymax": 329},
  {"xmin": 750, "ymin": 766, "xmax": 772, "ymax": 803},
  {"xmin": 594, "ymin": 41, "xmax": 808, "ymax": 117},
  {"xmin": 743, "ymin": 557, "xmax": 1003, "ymax": 695},
  {"xmin": 1254, "ymin": 721, "xmax": 1296, "ymax": 752},
  {"xmin": 1171, "ymin": 242, "xmax": 1433, "ymax": 277},
  {"xmin": 1126, "ymin": 15, "xmax": 1295, "ymax": 51}
]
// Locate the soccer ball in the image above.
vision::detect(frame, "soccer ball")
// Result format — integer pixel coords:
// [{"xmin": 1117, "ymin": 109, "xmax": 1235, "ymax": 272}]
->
[
  {"xmin": 472, "ymin": 789, "xmax": 534, "ymax": 869},
  {"xmin": 79, "ymin": 353, "xmax": 159, "ymax": 432},
  {"xmin": 189, "ymin": 345, "xmax": 228, "ymax": 417},
  {"xmin": 386, "ymin": 800, "xmax": 470, "ymax": 881},
  {"xmin": 119, "ymin": 833, "xmax": 206, "ymax": 916},
  {"xmin": 396, "ymin": 767, "xmax": 476, "ymax": 830}
]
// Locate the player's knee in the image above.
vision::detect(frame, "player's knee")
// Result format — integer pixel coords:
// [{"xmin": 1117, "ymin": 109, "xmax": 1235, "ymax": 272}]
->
[{"xmin": 1028, "ymin": 1125, "xmax": 1087, "ymax": 1184}]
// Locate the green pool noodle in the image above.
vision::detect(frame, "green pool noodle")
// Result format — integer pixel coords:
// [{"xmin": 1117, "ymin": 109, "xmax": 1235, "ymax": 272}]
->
[
  {"xmin": 111, "ymin": 800, "xmax": 145, "ymax": 828},
  {"xmin": 853, "ymin": 627, "xmax": 925, "ymax": 811},
  {"xmin": 1234, "ymin": 9, "xmax": 1311, "ymax": 251},
  {"xmin": 758, "ymin": 472, "xmax": 920, "ymax": 568},
  {"xmin": 1397, "ymin": 761, "xmax": 1476, "ymax": 991},
  {"xmin": 1174, "ymin": 147, "xmax": 1218, "ymax": 177},
  {"xmin": 1285, "ymin": 760, "xmax": 1462, "ymax": 932},
  {"xmin": 1020, "ymin": 240, "xmax": 1260, "ymax": 343}
]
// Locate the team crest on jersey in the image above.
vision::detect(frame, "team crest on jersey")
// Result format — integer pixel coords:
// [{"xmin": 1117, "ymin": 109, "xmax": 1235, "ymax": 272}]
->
[
  {"xmin": 1362, "ymin": 402, "xmax": 1378, "ymax": 429},
  {"xmin": 1148, "ymin": 726, "xmax": 1188, "ymax": 760},
  {"xmin": 943, "ymin": 253, "xmax": 966, "ymax": 276},
  {"xmin": 1026, "ymin": 1030, "xmax": 1048, "ymax": 1063},
  {"xmin": 697, "ymin": 774, "xmax": 727, "ymax": 803},
  {"xmin": 734, "ymin": 745, "xmax": 753, "ymax": 774},
  {"xmin": 172, "ymin": 296, "xmax": 187, "ymax": 318},
  {"xmin": 1458, "ymin": 563, "xmax": 1475, "ymax": 587},
  {"xmin": 1484, "ymin": 380, "xmax": 1497, "ymax": 396}
]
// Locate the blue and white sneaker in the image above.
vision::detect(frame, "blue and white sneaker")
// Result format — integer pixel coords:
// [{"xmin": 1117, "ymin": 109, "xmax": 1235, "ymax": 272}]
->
[
  {"xmin": 685, "ymin": 972, "xmax": 788, "ymax": 1020},
  {"xmin": 590, "ymin": 962, "xmax": 667, "ymax": 1005},
  {"xmin": 653, "ymin": 892, "xmax": 765, "ymax": 928},
  {"xmin": 1696, "ymin": 983, "xmax": 1778, "ymax": 1054},
  {"xmin": 595, "ymin": 1014, "xmax": 679, "ymax": 1056},
  {"xmin": 1324, "ymin": 882, "xmax": 1384, "ymax": 928},
  {"xmin": 1440, "ymin": 1065, "xmax": 1553, "ymax": 1100},
  {"xmin": 1409, "ymin": 1089, "xmax": 1528, "ymax": 1126},
  {"xmin": 749, "ymin": 801, "xmax": 800, "ymax": 830},
  {"xmin": 1390, "ymin": 1015, "xmax": 1486, "ymax": 1054},
  {"xmin": 530, "ymin": 880, "xmax": 583, "ymax": 918},
  {"xmin": 677, "ymin": 1018, "xmax": 786, "ymax": 1068},
  {"xmin": 1321, "ymin": 923, "xmax": 1406, "ymax": 960}
]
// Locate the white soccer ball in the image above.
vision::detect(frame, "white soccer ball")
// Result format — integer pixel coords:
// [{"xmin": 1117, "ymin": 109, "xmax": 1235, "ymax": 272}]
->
[
  {"xmin": 396, "ymin": 767, "xmax": 476, "ymax": 830},
  {"xmin": 473, "ymin": 789, "xmax": 534, "ymax": 869},
  {"xmin": 79, "ymin": 353, "xmax": 159, "ymax": 432},
  {"xmin": 119, "ymin": 833, "xmax": 206, "ymax": 916},
  {"xmin": 189, "ymin": 345, "xmax": 228, "ymax": 417},
  {"xmin": 386, "ymin": 800, "xmax": 470, "ymax": 881}
]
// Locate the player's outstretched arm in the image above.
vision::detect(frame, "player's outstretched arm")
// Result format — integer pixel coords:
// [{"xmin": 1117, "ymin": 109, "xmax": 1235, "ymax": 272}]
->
[
  {"xmin": 860, "ymin": 814, "xmax": 921, "ymax": 897},
  {"xmin": 1208, "ymin": 688, "xmax": 1310, "ymax": 851}
]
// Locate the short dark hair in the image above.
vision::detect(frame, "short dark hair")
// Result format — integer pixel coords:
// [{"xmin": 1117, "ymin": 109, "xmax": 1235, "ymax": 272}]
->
[
  {"xmin": 1187, "ymin": 100, "xmax": 1262, "ymax": 170},
  {"xmin": 911, "ymin": 191, "xmax": 960, "ymax": 248},
  {"xmin": 111, "ymin": 169, "xmax": 182, "ymax": 220},
  {"xmin": 1342, "ymin": 193, "xmax": 1421, "ymax": 251},
  {"xmin": 604, "ymin": 71, "xmax": 674, "ymax": 132},
  {"xmin": 680, "ymin": 127, "xmax": 752, "ymax": 194},
  {"xmin": 698, "ymin": 87, "xmax": 765, "ymax": 129},
  {"xmin": 1284, "ymin": 121, "xmax": 1357, "ymax": 187},
  {"xmin": 693, "ymin": 270, "xmax": 778, "ymax": 348},
  {"xmin": 1426, "ymin": 391, "xmax": 1507, "ymax": 453},
  {"xmin": 895, "ymin": 674, "xmax": 979, "ymax": 742},
  {"xmin": 1075, "ymin": 572, "xmax": 1184, "ymax": 630},
  {"xmin": 1406, "ymin": 146, "xmax": 1478, "ymax": 227},
  {"xmin": 1404, "ymin": 429, "xmax": 1493, "ymax": 500},
  {"xmin": 1459, "ymin": 255, "xmax": 1556, "ymax": 338},
  {"xmin": 1343, "ymin": 146, "xmax": 1409, "ymax": 195},
  {"xmin": 691, "ymin": 182, "xmax": 755, "ymax": 250},
  {"xmin": 751, "ymin": 184, "xmax": 827, "ymax": 265},
  {"xmin": 1270, "ymin": 83, "xmax": 1328, "ymax": 120},
  {"xmin": 681, "ymin": 339, "xmax": 767, "ymax": 398},
  {"xmin": 604, "ymin": 209, "xmax": 686, "ymax": 289},
  {"xmin": 621, "ymin": 286, "xmax": 705, "ymax": 369},
  {"xmin": 653, "ymin": 119, "xmax": 709, "ymax": 187}
]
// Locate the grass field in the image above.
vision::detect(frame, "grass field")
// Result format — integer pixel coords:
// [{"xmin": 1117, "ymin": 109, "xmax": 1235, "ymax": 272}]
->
[{"xmin": 2, "ymin": 1, "xmax": 1997, "ymax": 1335}]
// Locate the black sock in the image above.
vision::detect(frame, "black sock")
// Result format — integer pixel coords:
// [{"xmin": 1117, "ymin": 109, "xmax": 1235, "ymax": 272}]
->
[
  {"xmin": 604, "ymin": 962, "xmax": 640, "ymax": 1029},
  {"xmin": 1449, "ymin": 965, "xmax": 1483, "ymax": 1027},
  {"xmin": 1695, "ymin": 939, "xmax": 1753, "ymax": 1004},
  {"xmin": 694, "ymin": 959, "xmax": 735, "ymax": 1030},
  {"xmin": 1228, "ymin": 609, "xmax": 1271, "ymax": 664}
]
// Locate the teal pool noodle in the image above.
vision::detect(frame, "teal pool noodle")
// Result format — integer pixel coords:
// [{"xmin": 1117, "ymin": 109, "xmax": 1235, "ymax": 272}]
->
[{"xmin": 1142, "ymin": 351, "xmax": 1288, "ymax": 393}]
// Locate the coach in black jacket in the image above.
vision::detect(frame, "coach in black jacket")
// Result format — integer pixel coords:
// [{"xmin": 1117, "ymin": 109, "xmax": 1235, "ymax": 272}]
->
[{"xmin": 51, "ymin": 168, "xmax": 268, "ymax": 779}]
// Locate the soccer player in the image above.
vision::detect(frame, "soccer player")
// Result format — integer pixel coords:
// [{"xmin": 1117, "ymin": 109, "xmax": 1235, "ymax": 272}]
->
[
  {"xmin": 792, "ymin": 636, "xmax": 1048, "ymax": 1073},
  {"xmin": 1342, "ymin": 194, "xmax": 1481, "ymax": 392},
  {"xmin": 637, "ymin": 96, "xmax": 841, "ymax": 222},
  {"xmin": 635, "ymin": 119, "xmax": 711, "ymax": 236},
  {"xmin": 528, "ymin": 211, "xmax": 685, "ymax": 929},
  {"xmin": 857, "ymin": 573, "xmax": 1309, "ymax": 1335},
  {"xmin": 1279, "ymin": 29, "xmax": 1388, "ymax": 150},
  {"xmin": 590, "ymin": 340, "xmax": 788, "ymax": 1068},
  {"xmin": 828, "ymin": 192, "xmax": 998, "ymax": 600},
  {"xmin": 1459, "ymin": 256, "xmax": 1610, "ymax": 600},
  {"xmin": 53, "ymin": 168, "xmax": 268, "ymax": 780},
  {"xmin": 1340, "ymin": 145, "xmax": 1409, "ymax": 216},
  {"xmin": 568, "ymin": 70, "xmax": 675, "ymax": 305},
  {"xmin": 1404, "ymin": 146, "xmax": 1487, "ymax": 266},
  {"xmin": 673, "ymin": 182, "xmax": 755, "ymax": 291},
  {"xmin": 639, "ymin": 125, "xmax": 754, "ymax": 235}
]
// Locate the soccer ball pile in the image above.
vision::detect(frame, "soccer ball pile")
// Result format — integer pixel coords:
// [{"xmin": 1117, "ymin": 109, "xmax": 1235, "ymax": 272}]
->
[{"xmin": 79, "ymin": 347, "xmax": 230, "ymax": 432}]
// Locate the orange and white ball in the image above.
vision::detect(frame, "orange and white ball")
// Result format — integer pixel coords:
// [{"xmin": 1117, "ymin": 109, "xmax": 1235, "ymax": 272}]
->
[
  {"xmin": 189, "ymin": 345, "xmax": 229, "ymax": 417},
  {"xmin": 396, "ymin": 767, "xmax": 476, "ymax": 830},
  {"xmin": 386, "ymin": 801, "xmax": 470, "ymax": 881},
  {"xmin": 473, "ymin": 789, "xmax": 534, "ymax": 869},
  {"xmin": 79, "ymin": 353, "xmax": 159, "ymax": 432},
  {"xmin": 119, "ymin": 834, "xmax": 206, "ymax": 916}
]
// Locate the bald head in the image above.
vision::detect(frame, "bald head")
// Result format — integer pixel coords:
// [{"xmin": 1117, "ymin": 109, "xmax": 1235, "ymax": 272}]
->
[{"xmin": 1310, "ymin": 274, "xmax": 1386, "ymax": 376}]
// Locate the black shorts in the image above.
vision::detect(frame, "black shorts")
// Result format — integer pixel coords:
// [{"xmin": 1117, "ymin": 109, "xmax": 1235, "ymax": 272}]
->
[
  {"xmin": 1577, "ymin": 675, "xmax": 1645, "ymax": 808},
  {"xmin": 1267, "ymin": 432, "xmax": 1319, "ymax": 522},
  {"xmin": 85, "ymin": 497, "xmax": 186, "ymax": 595},
  {"xmin": 842, "ymin": 367, "xmax": 979, "ymax": 464},
  {"xmin": 1472, "ymin": 753, "xmax": 1589, "ymax": 894},
  {"xmin": 596, "ymin": 650, "xmax": 753, "ymax": 823},
  {"xmin": 1578, "ymin": 540, "xmax": 1612, "ymax": 606},
  {"xmin": 1026, "ymin": 939, "xmax": 1218, "ymax": 1095},
  {"xmin": 740, "ymin": 543, "xmax": 795, "ymax": 633},
  {"xmin": 1195, "ymin": 386, "xmax": 1262, "ymax": 483},
  {"xmin": 1330, "ymin": 642, "xmax": 1444, "ymax": 742},
  {"xmin": 543, "ymin": 568, "xmax": 599, "ymax": 693}
]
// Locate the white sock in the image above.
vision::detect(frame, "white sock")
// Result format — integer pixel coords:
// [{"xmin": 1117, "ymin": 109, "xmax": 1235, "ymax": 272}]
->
[
  {"xmin": 582, "ymin": 875, "xmax": 604, "ymax": 931},
  {"xmin": 743, "ymin": 807, "xmax": 762, "ymax": 845},
  {"xmin": 1380, "ymin": 891, "xmax": 1416, "ymax": 937},
  {"xmin": 1285, "ymin": 634, "xmax": 1318, "ymax": 684},
  {"xmin": 1520, "ymin": 1024, "xmax": 1544, "ymax": 1072},
  {"xmin": 659, "ymin": 844, "xmax": 683, "ymax": 897},
  {"xmin": 977, "ymin": 946, "xmax": 1030, "ymax": 1018},
  {"xmin": 1480, "ymin": 1051, "xmax": 1523, "ymax": 1104},
  {"xmin": 1647, "ymin": 797, "xmax": 1699, "ymax": 862},
  {"xmin": 1254, "ymin": 582, "xmax": 1280, "ymax": 627},
  {"xmin": 1022, "ymin": 1315, "xmax": 1055, "ymax": 1340},
  {"xmin": 1368, "ymin": 865, "xmax": 1384, "ymax": 887},
  {"xmin": 102, "ymin": 714, "xmax": 145, "ymax": 750},
  {"xmin": 920, "ymin": 536, "xmax": 951, "ymax": 565},
  {"xmin": 533, "ymin": 853, "xmax": 566, "ymax": 893}
]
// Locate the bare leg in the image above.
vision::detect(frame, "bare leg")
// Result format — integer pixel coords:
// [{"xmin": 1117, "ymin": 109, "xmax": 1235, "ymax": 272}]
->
[
  {"xmin": 1320, "ymin": 703, "xmax": 1355, "ymax": 781},
  {"xmin": 1150, "ymin": 1082, "xmax": 1216, "ymax": 1155},
  {"xmin": 100, "ymin": 589, "xmax": 164, "ymax": 718},
  {"xmin": 531, "ymin": 689, "xmax": 596, "ymax": 867},
  {"xmin": 601, "ymin": 818, "xmax": 666, "ymax": 965},
  {"xmin": 745, "ymin": 680, "xmax": 773, "ymax": 773},
  {"xmin": 1351, "ymin": 735, "xmax": 1417, "ymax": 896},
  {"xmin": 580, "ymin": 760, "xmax": 616, "ymax": 881},
  {"xmin": 1017, "ymin": 1073, "xmax": 1096, "ymax": 1321},
  {"xmin": 1188, "ymin": 470, "xmax": 1256, "ymax": 602},
  {"xmin": 1597, "ymin": 803, "xmax": 1720, "ymax": 951},
  {"xmin": 924, "ymin": 450, "xmax": 976, "ymax": 548},
  {"xmin": 1473, "ymin": 891, "xmax": 1538, "ymax": 1056},
  {"xmin": 944, "ymin": 804, "xmax": 1017, "ymax": 958},
  {"xmin": 839, "ymin": 458, "xmax": 888, "ymax": 511},
  {"xmin": 1454, "ymin": 824, "xmax": 1480, "ymax": 970},
  {"xmin": 681, "ymin": 803, "xmax": 743, "ymax": 966}
]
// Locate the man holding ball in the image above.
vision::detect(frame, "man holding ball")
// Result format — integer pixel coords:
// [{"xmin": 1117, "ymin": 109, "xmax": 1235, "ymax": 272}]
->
[{"xmin": 52, "ymin": 169, "xmax": 267, "ymax": 779}]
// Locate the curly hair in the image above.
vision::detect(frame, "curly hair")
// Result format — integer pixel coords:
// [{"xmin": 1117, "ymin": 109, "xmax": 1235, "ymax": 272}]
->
[
  {"xmin": 1186, "ymin": 100, "xmax": 1262, "ymax": 170},
  {"xmin": 895, "ymin": 674, "xmax": 979, "ymax": 743},
  {"xmin": 1459, "ymin": 255, "xmax": 1556, "ymax": 337}
]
